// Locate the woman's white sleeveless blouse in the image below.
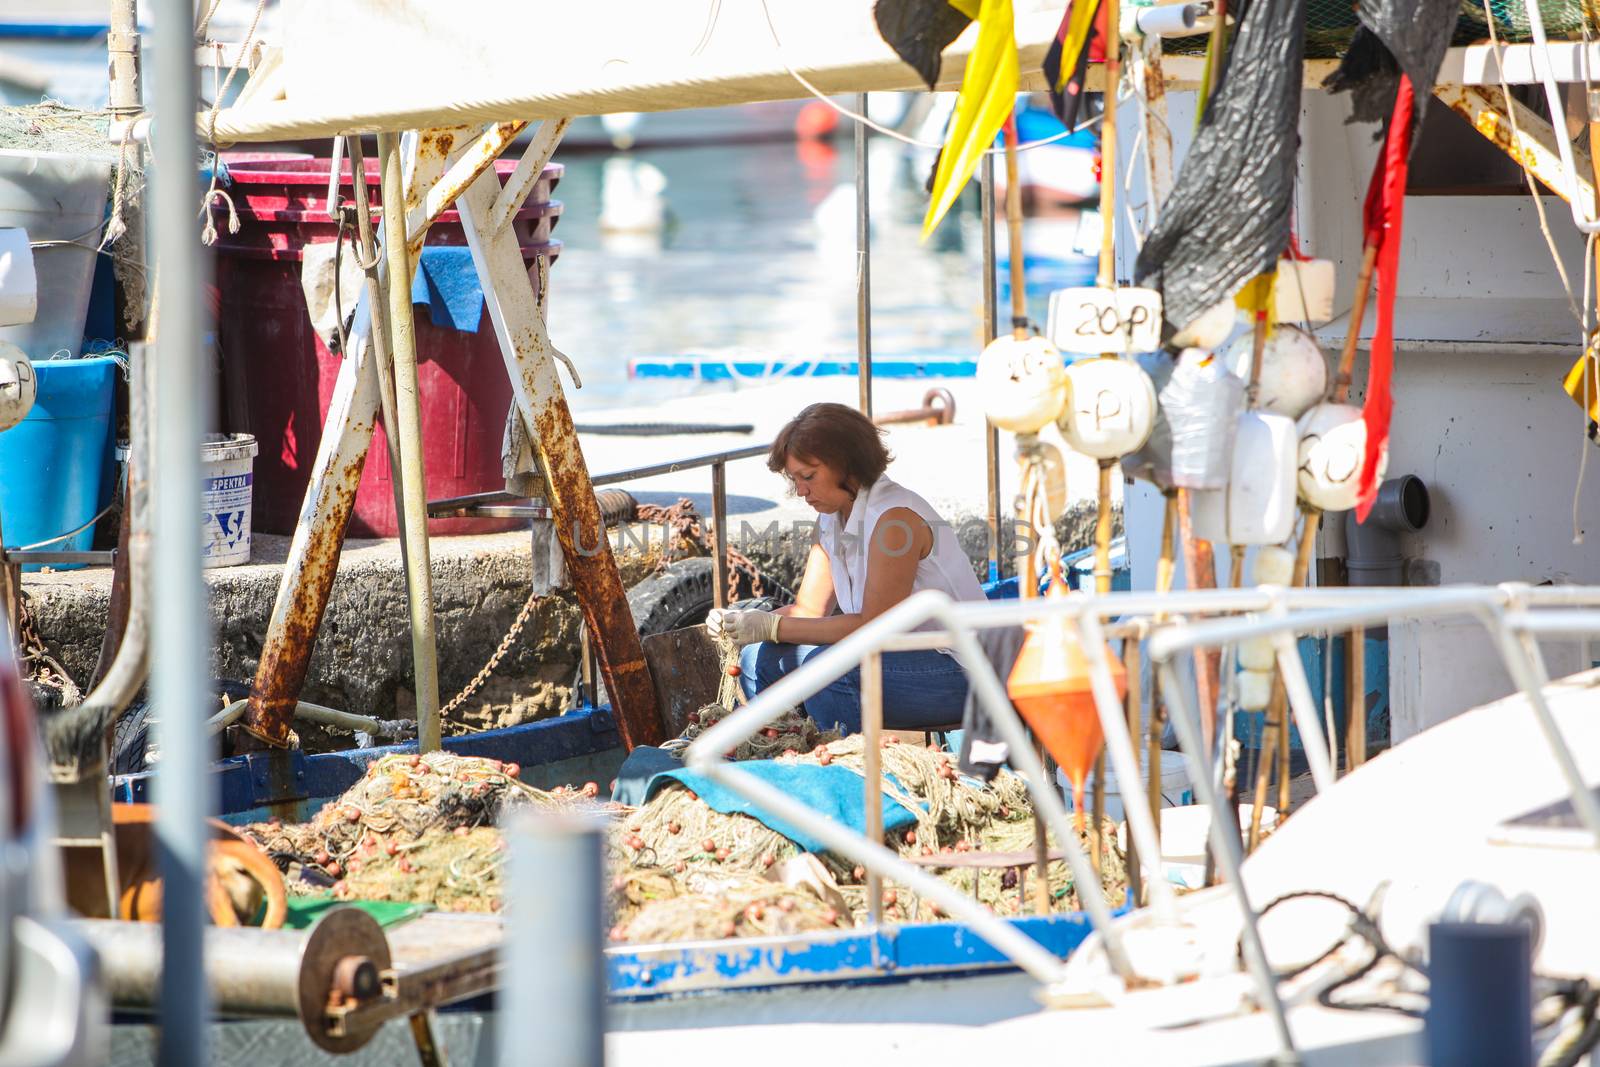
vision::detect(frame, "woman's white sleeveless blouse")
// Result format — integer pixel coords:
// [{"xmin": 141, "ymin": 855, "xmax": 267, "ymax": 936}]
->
[{"xmin": 817, "ymin": 476, "xmax": 985, "ymax": 626}]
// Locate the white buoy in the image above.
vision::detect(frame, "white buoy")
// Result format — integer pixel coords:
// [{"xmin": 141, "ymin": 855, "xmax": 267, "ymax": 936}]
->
[
  {"xmin": 0, "ymin": 341, "xmax": 35, "ymax": 432},
  {"xmin": 1171, "ymin": 298, "xmax": 1238, "ymax": 351},
  {"xmin": 1239, "ymin": 635, "xmax": 1276, "ymax": 672},
  {"xmin": 1191, "ymin": 410, "xmax": 1298, "ymax": 546},
  {"xmin": 1272, "ymin": 258, "xmax": 1337, "ymax": 325},
  {"xmin": 1237, "ymin": 669, "xmax": 1274, "ymax": 711},
  {"xmin": 1251, "ymin": 545, "xmax": 1296, "ymax": 586},
  {"xmin": 1297, "ymin": 402, "xmax": 1386, "ymax": 513},
  {"xmin": 975, "ymin": 334, "xmax": 1068, "ymax": 433},
  {"xmin": 1224, "ymin": 324, "xmax": 1328, "ymax": 420},
  {"xmin": 1058, "ymin": 356, "xmax": 1157, "ymax": 459}
]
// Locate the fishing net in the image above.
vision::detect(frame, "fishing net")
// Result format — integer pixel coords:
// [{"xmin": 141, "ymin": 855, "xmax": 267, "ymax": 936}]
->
[
  {"xmin": 1162, "ymin": 0, "xmax": 1596, "ymax": 60},
  {"xmin": 239, "ymin": 752, "xmax": 610, "ymax": 909}
]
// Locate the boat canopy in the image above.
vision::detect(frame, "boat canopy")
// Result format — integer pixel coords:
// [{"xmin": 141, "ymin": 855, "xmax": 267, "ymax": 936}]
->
[{"xmin": 210, "ymin": 0, "xmax": 1063, "ymax": 142}]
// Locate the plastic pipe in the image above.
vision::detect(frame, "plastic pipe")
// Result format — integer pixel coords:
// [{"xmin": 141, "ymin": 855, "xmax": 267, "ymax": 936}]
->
[
  {"xmin": 1345, "ymin": 475, "xmax": 1430, "ymax": 588},
  {"xmin": 1136, "ymin": 4, "xmax": 1200, "ymax": 36}
]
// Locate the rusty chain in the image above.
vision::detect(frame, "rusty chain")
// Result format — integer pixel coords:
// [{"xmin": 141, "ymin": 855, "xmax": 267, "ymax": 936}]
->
[{"xmin": 439, "ymin": 588, "xmax": 540, "ymax": 721}]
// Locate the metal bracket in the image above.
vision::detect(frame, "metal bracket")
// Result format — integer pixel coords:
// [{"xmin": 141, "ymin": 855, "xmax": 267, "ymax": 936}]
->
[{"xmin": 1433, "ymin": 83, "xmax": 1597, "ymax": 210}]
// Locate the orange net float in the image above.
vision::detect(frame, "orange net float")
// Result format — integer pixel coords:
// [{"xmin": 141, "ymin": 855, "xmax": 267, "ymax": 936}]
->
[{"xmin": 1006, "ymin": 558, "xmax": 1126, "ymax": 829}]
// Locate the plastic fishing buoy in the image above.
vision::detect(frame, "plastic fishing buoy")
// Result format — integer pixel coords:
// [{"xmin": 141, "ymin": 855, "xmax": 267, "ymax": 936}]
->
[
  {"xmin": 1272, "ymin": 258, "xmax": 1337, "ymax": 325},
  {"xmin": 1223, "ymin": 324, "xmax": 1328, "ymax": 420},
  {"xmin": 1007, "ymin": 560, "xmax": 1124, "ymax": 828},
  {"xmin": 1297, "ymin": 402, "xmax": 1386, "ymax": 513},
  {"xmin": 0, "ymin": 342, "xmax": 35, "ymax": 432},
  {"xmin": 1164, "ymin": 347, "xmax": 1245, "ymax": 489},
  {"xmin": 1239, "ymin": 635, "xmax": 1276, "ymax": 671},
  {"xmin": 1171, "ymin": 298, "xmax": 1238, "ymax": 351},
  {"xmin": 976, "ymin": 334, "xmax": 1068, "ymax": 434},
  {"xmin": 1237, "ymin": 669, "xmax": 1274, "ymax": 711},
  {"xmin": 1251, "ymin": 545, "xmax": 1295, "ymax": 587},
  {"xmin": 1058, "ymin": 356, "xmax": 1157, "ymax": 459},
  {"xmin": 1191, "ymin": 411, "xmax": 1298, "ymax": 546}
]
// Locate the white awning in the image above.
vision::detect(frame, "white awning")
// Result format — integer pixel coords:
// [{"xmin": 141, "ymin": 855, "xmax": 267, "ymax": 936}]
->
[{"xmin": 211, "ymin": 0, "xmax": 1063, "ymax": 142}]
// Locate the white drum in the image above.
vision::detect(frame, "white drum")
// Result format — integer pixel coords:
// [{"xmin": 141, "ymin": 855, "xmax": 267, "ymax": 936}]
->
[
  {"xmin": 1297, "ymin": 402, "xmax": 1387, "ymax": 513},
  {"xmin": 1058, "ymin": 356, "xmax": 1157, "ymax": 460},
  {"xmin": 976, "ymin": 334, "xmax": 1067, "ymax": 434},
  {"xmin": 1191, "ymin": 410, "xmax": 1298, "ymax": 546},
  {"xmin": 1251, "ymin": 544, "xmax": 1295, "ymax": 586},
  {"xmin": 1224, "ymin": 324, "xmax": 1327, "ymax": 420}
]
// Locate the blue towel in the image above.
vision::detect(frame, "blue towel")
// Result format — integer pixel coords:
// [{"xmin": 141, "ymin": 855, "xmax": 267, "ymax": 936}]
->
[
  {"xmin": 410, "ymin": 246, "xmax": 484, "ymax": 333},
  {"xmin": 643, "ymin": 761, "xmax": 921, "ymax": 854}
]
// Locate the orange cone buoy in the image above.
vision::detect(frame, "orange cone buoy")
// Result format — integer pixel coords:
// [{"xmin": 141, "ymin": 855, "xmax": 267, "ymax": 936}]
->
[{"xmin": 1007, "ymin": 560, "xmax": 1126, "ymax": 827}]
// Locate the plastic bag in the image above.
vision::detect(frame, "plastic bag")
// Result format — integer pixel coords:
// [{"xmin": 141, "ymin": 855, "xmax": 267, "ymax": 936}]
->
[{"xmin": 1165, "ymin": 348, "xmax": 1245, "ymax": 489}]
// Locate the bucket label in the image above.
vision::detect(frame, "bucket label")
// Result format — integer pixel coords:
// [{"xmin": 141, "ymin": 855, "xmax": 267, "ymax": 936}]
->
[{"xmin": 202, "ymin": 470, "xmax": 253, "ymax": 560}]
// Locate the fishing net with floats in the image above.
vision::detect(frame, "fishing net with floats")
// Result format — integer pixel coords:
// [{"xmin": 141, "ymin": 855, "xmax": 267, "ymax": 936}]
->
[{"xmin": 239, "ymin": 752, "xmax": 611, "ymax": 911}]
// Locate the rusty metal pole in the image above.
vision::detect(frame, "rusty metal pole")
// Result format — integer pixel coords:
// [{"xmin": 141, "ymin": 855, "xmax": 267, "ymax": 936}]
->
[
  {"xmin": 455, "ymin": 167, "xmax": 663, "ymax": 749},
  {"xmin": 378, "ymin": 131, "xmax": 443, "ymax": 753},
  {"xmin": 711, "ymin": 460, "xmax": 730, "ymax": 611},
  {"xmin": 980, "ymin": 155, "xmax": 1002, "ymax": 582}
]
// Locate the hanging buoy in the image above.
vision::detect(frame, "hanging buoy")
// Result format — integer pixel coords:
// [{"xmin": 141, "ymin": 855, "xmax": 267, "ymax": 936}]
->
[
  {"xmin": 1297, "ymin": 402, "xmax": 1386, "ymax": 513},
  {"xmin": 1164, "ymin": 347, "xmax": 1246, "ymax": 489},
  {"xmin": 1239, "ymin": 635, "xmax": 1276, "ymax": 671},
  {"xmin": 1122, "ymin": 351, "xmax": 1176, "ymax": 489},
  {"xmin": 1058, "ymin": 356, "xmax": 1157, "ymax": 459},
  {"xmin": 1223, "ymin": 324, "xmax": 1327, "ymax": 420},
  {"xmin": 0, "ymin": 342, "xmax": 35, "ymax": 432},
  {"xmin": 1171, "ymin": 297, "xmax": 1239, "ymax": 351},
  {"xmin": 976, "ymin": 334, "xmax": 1068, "ymax": 434},
  {"xmin": 1191, "ymin": 411, "xmax": 1298, "ymax": 545},
  {"xmin": 1251, "ymin": 545, "xmax": 1295, "ymax": 586},
  {"xmin": 1237, "ymin": 669, "xmax": 1274, "ymax": 711},
  {"xmin": 1271, "ymin": 258, "xmax": 1337, "ymax": 325},
  {"xmin": 1007, "ymin": 561, "xmax": 1124, "ymax": 828}
]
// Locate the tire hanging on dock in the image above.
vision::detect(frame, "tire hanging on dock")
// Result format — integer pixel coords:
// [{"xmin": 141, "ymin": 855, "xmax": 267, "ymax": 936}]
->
[{"xmin": 1132, "ymin": 0, "xmax": 1308, "ymax": 335}]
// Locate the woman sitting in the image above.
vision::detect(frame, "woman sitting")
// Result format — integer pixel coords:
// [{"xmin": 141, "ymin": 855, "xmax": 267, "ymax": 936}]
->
[{"xmin": 706, "ymin": 402, "xmax": 985, "ymax": 733}]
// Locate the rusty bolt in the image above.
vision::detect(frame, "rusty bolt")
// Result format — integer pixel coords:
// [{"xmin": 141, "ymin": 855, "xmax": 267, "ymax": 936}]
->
[{"xmin": 332, "ymin": 955, "xmax": 380, "ymax": 1002}]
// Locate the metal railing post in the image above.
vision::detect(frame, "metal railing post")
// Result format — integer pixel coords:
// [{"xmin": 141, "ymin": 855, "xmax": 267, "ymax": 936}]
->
[
  {"xmin": 861, "ymin": 651, "xmax": 884, "ymax": 924},
  {"xmin": 151, "ymin": 0, "xmax": 211, "ymax": 1057},
  {"xmin": 855, "ymin": 92, "xmax": 873, "ymax": 420},
  {"xmin": 501, "ymin": 814, "xmax": 606, "ymax": 1067}
]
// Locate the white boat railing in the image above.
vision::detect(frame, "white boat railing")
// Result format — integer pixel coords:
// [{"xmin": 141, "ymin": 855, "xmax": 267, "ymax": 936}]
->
[{"xmin": 684, "ymin": 582, "xmax": 1600, "ymax": 1064}]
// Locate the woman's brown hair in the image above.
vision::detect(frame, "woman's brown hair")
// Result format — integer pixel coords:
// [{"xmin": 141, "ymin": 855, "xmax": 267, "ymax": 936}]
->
[{"xmin": 767, "ymin": 402, "xmax": 893, "ymax": 490}]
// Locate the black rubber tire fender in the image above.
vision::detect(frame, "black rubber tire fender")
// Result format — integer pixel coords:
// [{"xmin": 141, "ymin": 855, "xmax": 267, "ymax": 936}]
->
[{"xmin": 626, "ymin": 557, "xmax": 791, "ymax": 636}]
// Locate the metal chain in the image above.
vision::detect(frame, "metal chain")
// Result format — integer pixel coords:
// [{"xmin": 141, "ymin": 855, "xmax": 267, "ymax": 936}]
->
[{"xmin": 439, "ymin": 589, "xmax": 540, "ymax": 719}]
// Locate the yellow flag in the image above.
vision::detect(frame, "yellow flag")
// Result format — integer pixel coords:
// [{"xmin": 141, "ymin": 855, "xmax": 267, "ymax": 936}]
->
[
  {"xmin": 921, "ymin": 0, "xmax": 1018, "ymax": 240},
  {"xmin": 1565, "ymin": 345, "xmax": 1600, "ymax": 422}
]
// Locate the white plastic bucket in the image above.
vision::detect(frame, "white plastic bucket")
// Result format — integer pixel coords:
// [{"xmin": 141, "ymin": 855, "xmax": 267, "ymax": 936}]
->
[
  {"xmin": 0, "ymin": 149, "xmax": 113, "ymax": 358},
  {"xmin": 201, "ymin": 433, "xmax": 258, "ymax": 568},
  {"xmin": 1056, "ymin": 749, "xmax": 1193, "ymax": 823}
]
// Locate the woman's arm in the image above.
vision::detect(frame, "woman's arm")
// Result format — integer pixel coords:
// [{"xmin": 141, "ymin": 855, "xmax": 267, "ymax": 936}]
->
[
  {"xmin": 775, "ymin": 507, "xmax": 932, "ymax": 645},
  {"xmin": 775, "ymin": 540, "xmax": 837, "ymax": 618}
]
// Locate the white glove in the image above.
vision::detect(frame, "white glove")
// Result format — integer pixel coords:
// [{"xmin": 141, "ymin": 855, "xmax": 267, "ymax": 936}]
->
[{"xmin": 705, "ymin": 607, "xmax": 781, "ymax": 646}]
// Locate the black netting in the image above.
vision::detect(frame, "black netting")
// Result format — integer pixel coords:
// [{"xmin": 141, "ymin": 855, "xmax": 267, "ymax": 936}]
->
[{"xmin": 1164, "ymin": 0, "xmax": 1596, "ymax": 59}]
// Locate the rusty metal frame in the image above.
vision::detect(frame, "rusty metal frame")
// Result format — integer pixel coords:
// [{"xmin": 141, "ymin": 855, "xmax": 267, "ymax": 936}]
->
[
  {"xmin": 243, "ymin": 133, "xmax": 451, "ymax": 747},
  {"xmin": 455, "ymin": 151, "xmax": 665, "ymax": 749},
  {"xmin": 1433, "ymin": 83, "xmax": 1597, "ymax": 210},
  {"xmin": 404, "ymin": 122, "xmax": 530, "ymax": 256}
]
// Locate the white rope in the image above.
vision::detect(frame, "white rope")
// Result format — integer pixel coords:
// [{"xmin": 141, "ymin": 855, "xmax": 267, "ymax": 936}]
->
[{"xmin": 756, "ymin": 0, "xmax": 1103, "ymax": 153}]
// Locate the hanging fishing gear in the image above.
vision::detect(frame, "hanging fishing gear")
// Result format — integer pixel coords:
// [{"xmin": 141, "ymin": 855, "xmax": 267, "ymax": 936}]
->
[{"xmin": 1133, "ymin": 0, "xmax": 1308, "ymax": 336}]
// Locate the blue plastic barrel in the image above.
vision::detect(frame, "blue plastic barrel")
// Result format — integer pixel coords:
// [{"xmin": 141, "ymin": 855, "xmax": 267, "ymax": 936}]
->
[{"xmin": 0, "ymin": 356, "xmax": 116, "ymax": 571}]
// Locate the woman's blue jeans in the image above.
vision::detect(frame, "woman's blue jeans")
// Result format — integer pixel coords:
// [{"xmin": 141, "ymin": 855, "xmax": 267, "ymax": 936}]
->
[{"xmin": 737, "ymin": 641, "xmax": 970, "ymax": 735}]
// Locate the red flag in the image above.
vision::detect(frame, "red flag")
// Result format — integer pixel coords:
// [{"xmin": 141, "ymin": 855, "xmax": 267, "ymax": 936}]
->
[{"xmin": 1355, "ymin": 74, "xmax": 1414, "ymax": 523}]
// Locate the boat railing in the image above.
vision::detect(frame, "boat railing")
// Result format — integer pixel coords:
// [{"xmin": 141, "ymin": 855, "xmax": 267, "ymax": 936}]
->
[{"xmin": 684, "ymin": 582, "xmax": 1600, "ymax": 1062}]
